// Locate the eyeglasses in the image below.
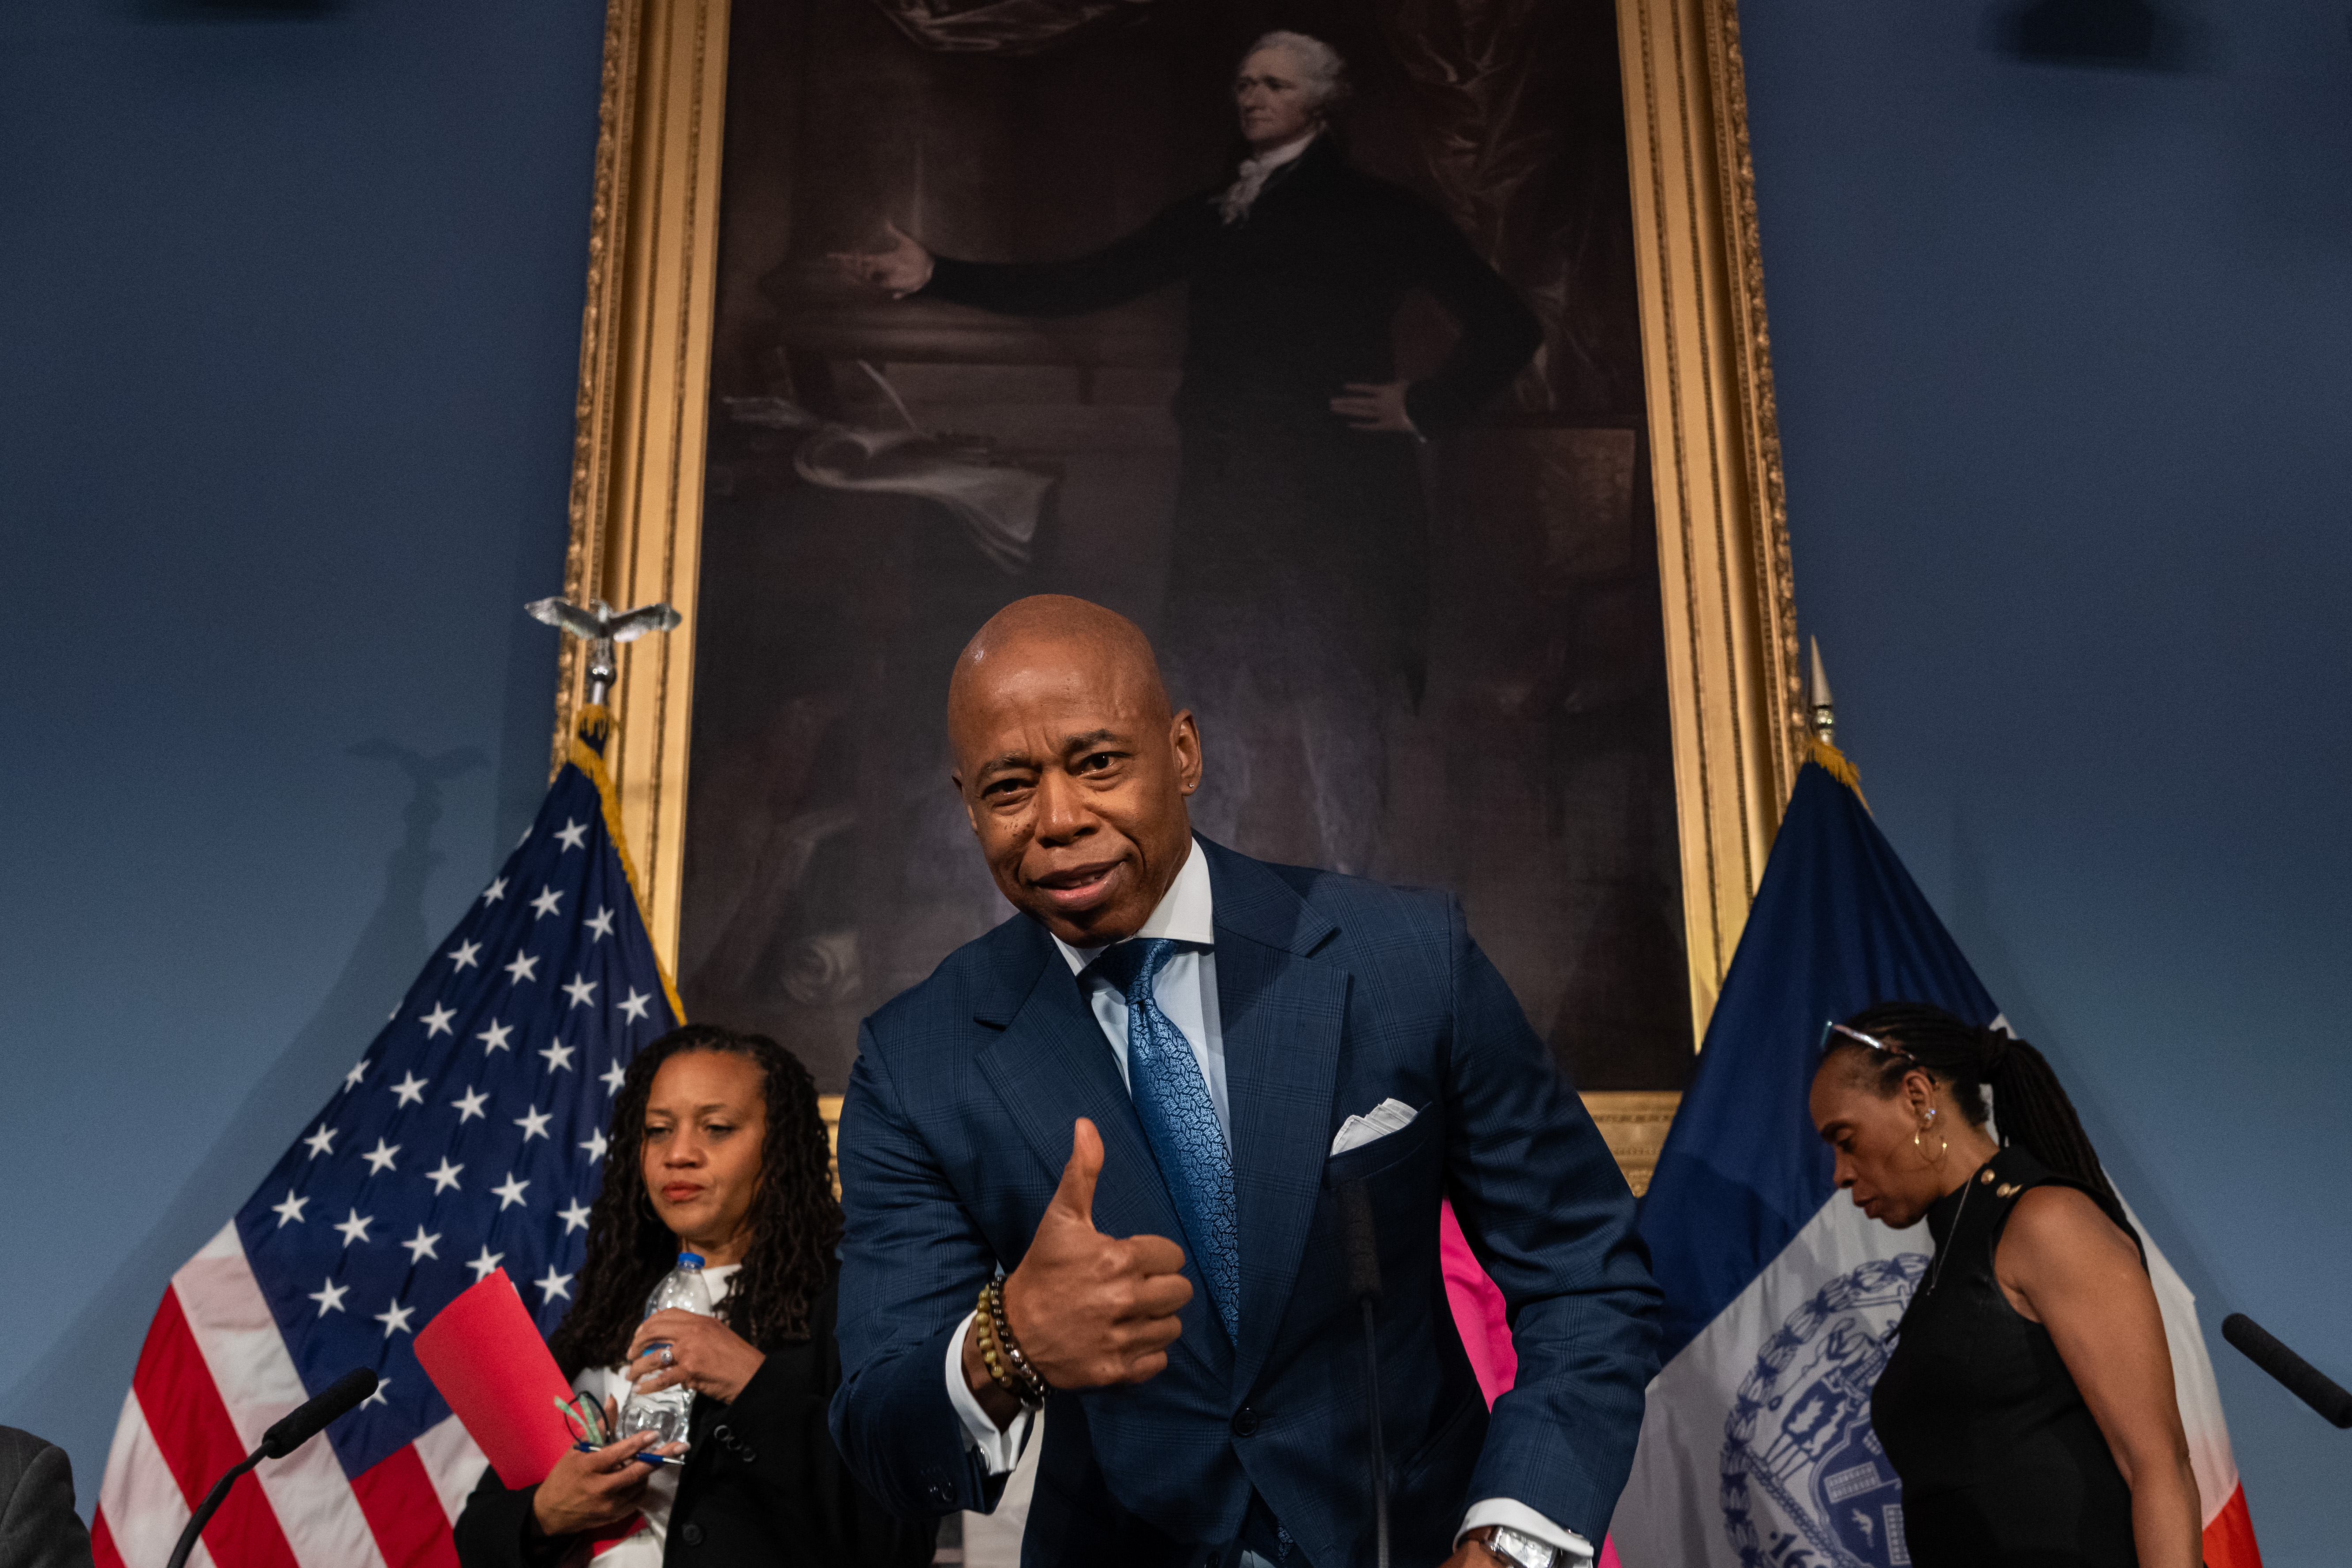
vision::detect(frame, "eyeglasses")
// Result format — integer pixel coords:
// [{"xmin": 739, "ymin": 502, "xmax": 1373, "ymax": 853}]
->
[
  {"xmin": 557, "ymin": 1392, "xmax": 609, "ymax": 1449},
  {"xmin": 1819, "ymin": 1020, "xmax": 1918, "ymax": 1064}
]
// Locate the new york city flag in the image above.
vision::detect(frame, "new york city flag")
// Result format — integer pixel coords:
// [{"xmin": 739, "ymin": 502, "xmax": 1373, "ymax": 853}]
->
[
  {"xmin": 93, "ymin": 719, "xmax": 681, "ymax": 1568},
  {"xmin": 1609, "ymin": 759, "xmax": 2259, "ymax": 1568}
]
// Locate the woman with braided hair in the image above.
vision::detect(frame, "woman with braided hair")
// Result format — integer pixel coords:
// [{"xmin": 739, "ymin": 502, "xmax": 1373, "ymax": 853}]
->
[
  {"xmin": 455, "ymin": 1025, "xmax": 932, "ymax": 1567},
  {"xmin": 1808, "ymin": 1003, "xmax": 2203, "ymax": 1568}
]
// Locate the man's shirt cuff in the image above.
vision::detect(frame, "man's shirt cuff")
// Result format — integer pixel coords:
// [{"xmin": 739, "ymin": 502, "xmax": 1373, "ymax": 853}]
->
[
  {"xmin": 1459, "ymin": 1499, "xmax": 1596, "ymax": 1565},
  {"xmin": 943, "ymin": 1309, "xmax": 1034, "ymax": 1475}
]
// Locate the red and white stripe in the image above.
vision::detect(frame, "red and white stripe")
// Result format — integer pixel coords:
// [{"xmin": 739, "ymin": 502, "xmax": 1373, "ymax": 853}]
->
[
  {"xmin": 93, "ymin": 1224, "xmax": 487, "ymax": 1568},
  {"xmin": 2126, "ymin": 1198, "xmax": 2264, "ymax": 1568}
]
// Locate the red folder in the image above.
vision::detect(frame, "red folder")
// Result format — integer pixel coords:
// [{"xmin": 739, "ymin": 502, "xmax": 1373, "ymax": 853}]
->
[{"xmin": 415, "ymin": 1271, "xmax": 643, "ymax": 1551}]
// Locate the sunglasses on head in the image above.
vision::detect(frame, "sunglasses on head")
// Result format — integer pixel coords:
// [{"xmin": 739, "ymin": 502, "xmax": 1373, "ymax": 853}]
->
[{"xmin": 1819, "ymin": 1020, "xmax": 1919, "ymax": 1065}]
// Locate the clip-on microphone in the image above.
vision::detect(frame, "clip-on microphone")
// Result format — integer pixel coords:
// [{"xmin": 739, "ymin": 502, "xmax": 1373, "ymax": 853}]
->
[
  {"xmin": 1337, "ymin": 1180, "xmax": 1390, "ymax": 1568},
  {"xmin": 165, "ymin": 1367, "xmax": 378, "ymax": 1568}
]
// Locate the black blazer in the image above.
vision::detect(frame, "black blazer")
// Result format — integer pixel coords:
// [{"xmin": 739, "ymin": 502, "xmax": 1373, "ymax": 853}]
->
[
  {"xmin": 0, "ymin": 1427, "xmax": 93, "ymax": 1568},
  {"xmin": 454, "ymin": 1273, "xmax": 932, "ymax": 1568}
]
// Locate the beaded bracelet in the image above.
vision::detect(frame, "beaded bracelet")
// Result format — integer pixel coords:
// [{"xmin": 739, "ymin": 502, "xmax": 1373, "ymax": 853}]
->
[
  {"xmin": 972, "ymin": 1285, "xmax": 1024, "ymax": 1403},
  {"xmin": 977, "ymin": 1280, "xmax": 1051, "ymax": 1407}
]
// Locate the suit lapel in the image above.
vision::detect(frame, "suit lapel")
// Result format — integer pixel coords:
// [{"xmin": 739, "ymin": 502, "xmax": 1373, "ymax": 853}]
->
[
  {"xmin": 970, "ymin": 913, "xmax": 1224, "ymax": 1380},
  {"xmin": 1203, "ymin": 843, "xmax": 1349, "ymax": 1396}
]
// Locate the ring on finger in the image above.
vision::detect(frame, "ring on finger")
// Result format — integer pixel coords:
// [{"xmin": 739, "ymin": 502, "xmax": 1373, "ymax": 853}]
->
[{"xmin": 660, "ymin": 1345, "xmax": 674, "ymax": 1368}]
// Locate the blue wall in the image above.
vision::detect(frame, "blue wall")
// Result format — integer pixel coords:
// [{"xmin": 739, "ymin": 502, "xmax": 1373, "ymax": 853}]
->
[
  {"xmin": 3, "ymin": 0, "xmax": 2345, "ymax": 1560},
  {"xmin": 0, "ymin": 0, "xmax": 602, "ymax": 1511},
  {"xmin": 1744, "ymin": 6, "xmax": 2352, "ymax": 1561}
]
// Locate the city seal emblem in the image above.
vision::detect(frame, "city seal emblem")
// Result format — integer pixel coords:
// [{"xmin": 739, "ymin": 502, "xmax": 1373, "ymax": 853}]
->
[{"xmin": 1720, "ymin": 1256, "xmax": 1929, "ymax": 1568}]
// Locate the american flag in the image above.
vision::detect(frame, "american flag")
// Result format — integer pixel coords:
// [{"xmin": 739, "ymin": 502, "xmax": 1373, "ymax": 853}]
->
[{"xmin": 94, "ymin": 729, "xmax": 681, "ymax": 1568}]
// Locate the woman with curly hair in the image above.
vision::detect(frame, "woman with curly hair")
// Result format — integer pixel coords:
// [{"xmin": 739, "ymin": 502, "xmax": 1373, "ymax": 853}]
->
[
  {"xmin": 454, "ymin": 1024, "xmax": 933, "ymax": 1567},
  {"xmin": 1809, "ymin": 1003, "xmax": 2201, "ymax": 1568}
]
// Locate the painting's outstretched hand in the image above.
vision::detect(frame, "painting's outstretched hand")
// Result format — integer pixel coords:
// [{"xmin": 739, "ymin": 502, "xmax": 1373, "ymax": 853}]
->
[
  {"xmin": 828, "ymin": 220, "xmax": 935, "ymax": 299},
  {"xmin": 1331, "ymin": 379, "xmax": 1417, "ymax": 434}
]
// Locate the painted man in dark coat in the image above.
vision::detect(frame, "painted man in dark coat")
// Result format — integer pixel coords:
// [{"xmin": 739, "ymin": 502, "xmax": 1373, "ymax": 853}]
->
[{"xmin": 839, "ymin": 31, "xmax": 1540, "ymax": 874}]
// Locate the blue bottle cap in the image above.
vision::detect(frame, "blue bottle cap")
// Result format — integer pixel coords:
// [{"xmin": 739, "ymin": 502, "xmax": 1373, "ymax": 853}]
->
[{"xmin": 676, "ymin": 1251, "xmax": 704, "ymax": 1268}]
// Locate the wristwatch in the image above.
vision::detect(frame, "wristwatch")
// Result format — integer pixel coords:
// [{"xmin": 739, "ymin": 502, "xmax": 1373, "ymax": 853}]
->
[{"xmin": 1470, "ymin": 1524, "xmax": 1564, "ymax": 1568}]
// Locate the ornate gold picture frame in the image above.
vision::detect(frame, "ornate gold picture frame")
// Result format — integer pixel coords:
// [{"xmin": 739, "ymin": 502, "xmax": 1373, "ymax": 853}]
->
[{"xmin": 553, "ymin": 0, "xmax": 1798, "ymax": 1187}]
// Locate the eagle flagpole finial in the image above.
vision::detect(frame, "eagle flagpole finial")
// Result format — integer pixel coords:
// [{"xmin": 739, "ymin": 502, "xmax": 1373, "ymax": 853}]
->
[{"xmin": 526, "ymin": 596, "xmax": 683, "ymax": 727}]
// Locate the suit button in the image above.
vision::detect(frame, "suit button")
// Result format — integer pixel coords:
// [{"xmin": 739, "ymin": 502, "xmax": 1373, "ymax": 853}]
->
[
  {"xmin": 739, "ymin": 1447, "xmax": 758, "ymax": 1463},
  {"xmin": 1230, "ymin": 1407, "xmax": 1260, "ymax": 1437},
  {"xmin": 681, "ymin": 1523, "xmax": 703, "ymax": 1546}
]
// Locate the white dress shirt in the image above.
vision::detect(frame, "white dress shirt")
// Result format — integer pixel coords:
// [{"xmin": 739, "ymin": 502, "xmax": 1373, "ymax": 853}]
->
[{"xmin": 942, "ymin": 840, "xmax": 1590, "ymax": 1564}]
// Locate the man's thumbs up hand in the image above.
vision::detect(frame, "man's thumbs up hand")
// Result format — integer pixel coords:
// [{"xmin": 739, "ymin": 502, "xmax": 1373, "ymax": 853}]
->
[{"xmin": 972, "ymin": 1120, "xmax": 1193, "ymax": 1410}]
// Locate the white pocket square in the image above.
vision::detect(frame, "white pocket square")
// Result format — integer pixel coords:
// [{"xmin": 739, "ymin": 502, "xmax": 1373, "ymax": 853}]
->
[{"xmin": 1329, "ymin": 1098, "xmax": 1419, "ymax": 1157}]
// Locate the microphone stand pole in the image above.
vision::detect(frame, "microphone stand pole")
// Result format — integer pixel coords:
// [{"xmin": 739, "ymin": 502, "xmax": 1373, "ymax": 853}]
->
[
  {"xmin": 165, "ymin": 1449, "xmax": 265, "ymax": 1568},
  {"xmin": 1338, "ymin": 1181, "xmax": 1390, "ymax": 1568}
]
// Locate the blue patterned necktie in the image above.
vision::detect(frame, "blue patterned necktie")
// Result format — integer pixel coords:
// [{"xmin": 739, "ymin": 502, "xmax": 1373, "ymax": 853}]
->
[{"xmin": 1088, "ymin": 937, "xmax": 1240, "ymax": 1341}]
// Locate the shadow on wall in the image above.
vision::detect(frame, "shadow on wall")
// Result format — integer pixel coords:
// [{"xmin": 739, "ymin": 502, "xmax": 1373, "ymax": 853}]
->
[
  {"xmin": 1982, "ymin": 0, "xmax": 2219, "ymax": 70},
  {"xmin": 2, "ymin": 740, "xmax": 482, "ymax": 1518},
  {"xmin": 132, "ymin": 0, "xmax": 346, "ymax": 19}
]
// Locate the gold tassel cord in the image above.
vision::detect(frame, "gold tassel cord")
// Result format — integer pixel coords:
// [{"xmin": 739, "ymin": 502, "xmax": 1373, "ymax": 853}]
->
[
  {"xmin": 566, "ymin": 704, "xmax": 689, "ymax": 1025},
  {"xmin": 1809, "ymin": 733, "xmax": 1869, "ymax": 808}
]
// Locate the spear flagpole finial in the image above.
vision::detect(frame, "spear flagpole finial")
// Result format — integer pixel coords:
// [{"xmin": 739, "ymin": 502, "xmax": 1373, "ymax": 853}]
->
[
  {"xmin": 526, "ymin": 596, "xmax": 683, "ymax": 744},
  {"xmin": 1806, "ymin": 635, "xmax": 1835, "ymax": 746}
]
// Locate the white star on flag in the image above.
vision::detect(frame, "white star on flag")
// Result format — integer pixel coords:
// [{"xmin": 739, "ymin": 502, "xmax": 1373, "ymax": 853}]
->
[
  {"xmin": 101, "ymin": 747, "xmax": 685, "ymax": 1568},
  {"xmin": 362, "ymin": 1379, "xmax": 392, "ymax": 1409}
]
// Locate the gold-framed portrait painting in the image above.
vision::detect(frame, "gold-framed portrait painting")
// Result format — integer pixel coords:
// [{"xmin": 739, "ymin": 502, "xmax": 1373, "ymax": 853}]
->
[{"xmin": 556, "ymin": 0, "xmax": 1802, "ymax": 1186}]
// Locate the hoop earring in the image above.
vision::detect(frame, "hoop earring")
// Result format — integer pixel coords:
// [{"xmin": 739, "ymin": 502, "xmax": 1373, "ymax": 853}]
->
[{"xmin": 1914, "ymin": 1106, "xmax": 1949, "ymax": 1166}]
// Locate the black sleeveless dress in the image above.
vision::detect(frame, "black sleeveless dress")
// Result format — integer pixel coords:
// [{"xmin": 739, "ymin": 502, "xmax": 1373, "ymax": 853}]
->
[{"xmin": 1870, "ymin": 1146, "xmax": 2144, "ymax": 1567}]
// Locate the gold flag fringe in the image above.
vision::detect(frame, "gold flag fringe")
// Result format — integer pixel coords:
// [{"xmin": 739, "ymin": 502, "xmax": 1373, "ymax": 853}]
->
[
  {"xmin": 1808, "ymin": 733, "xmax": 1870, "ymax": 809},
  {"xmin": 566, "ymin": 705, "xmax": 688, "ymax": 1025}
]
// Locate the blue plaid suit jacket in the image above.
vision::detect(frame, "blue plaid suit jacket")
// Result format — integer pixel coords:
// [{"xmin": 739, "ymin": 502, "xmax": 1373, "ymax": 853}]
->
[{"xmin": 828, "ymin": 840, "xmax": 1660, "ymax": 1568}]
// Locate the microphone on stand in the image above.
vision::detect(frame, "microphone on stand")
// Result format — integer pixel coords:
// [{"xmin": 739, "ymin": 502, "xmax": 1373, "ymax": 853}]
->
[
  {"xmin": 1336, "ymin": 1180, "xmax": 1389, "ymax": 1568},
  {"xmin": 166, "ymin": 1368, "xmax": 377, "ymax": 1568},
  {"xmin": 2222, "ymin": 1314, "xmax": 2352, "ymax": 1428}
]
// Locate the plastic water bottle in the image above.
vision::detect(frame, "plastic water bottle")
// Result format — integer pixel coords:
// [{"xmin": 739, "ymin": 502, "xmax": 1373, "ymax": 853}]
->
[{"xmin": 618, "ymin": 1251, "xmax": 712, "ymax": 1443}]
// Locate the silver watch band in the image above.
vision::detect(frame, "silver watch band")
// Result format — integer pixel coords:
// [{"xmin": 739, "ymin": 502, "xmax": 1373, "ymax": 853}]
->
[{"xmin": 1480, "ymin": 1524, "xmax": 1562, "ymax": 1568}]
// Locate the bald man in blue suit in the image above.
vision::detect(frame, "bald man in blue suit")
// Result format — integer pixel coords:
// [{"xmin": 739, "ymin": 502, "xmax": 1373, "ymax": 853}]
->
[{"xmin": 828, "ymin": 596, "xmax": 1659, "ymax": 1568}]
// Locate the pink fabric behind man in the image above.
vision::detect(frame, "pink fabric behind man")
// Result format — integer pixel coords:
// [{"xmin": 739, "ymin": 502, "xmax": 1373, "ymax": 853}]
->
[{"xmin": 1441, "ymin": 1201, "xmax": 1627, "ymax": 1568}]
